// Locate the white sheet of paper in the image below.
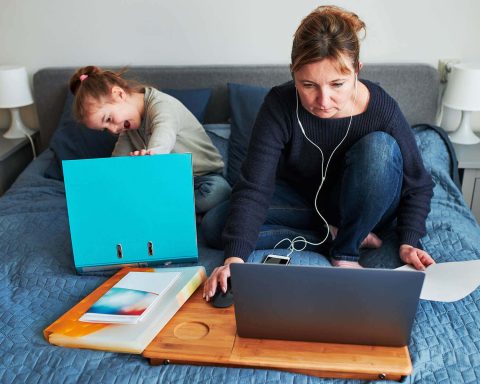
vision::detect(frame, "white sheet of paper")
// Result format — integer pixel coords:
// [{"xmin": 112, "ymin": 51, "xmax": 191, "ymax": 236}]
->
[
  {"xmin": 396, "ymin": 260, "xmax": 480, "ymax": 302},
  {"xmin": 116, "ymin": 271, "xmax": 181, "ymax": 296}
]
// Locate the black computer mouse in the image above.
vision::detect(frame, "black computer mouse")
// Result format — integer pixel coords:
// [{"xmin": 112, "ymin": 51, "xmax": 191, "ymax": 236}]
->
[{"xmin": 211, "ymin": 277, "xmax": 234, "ymax": 308}]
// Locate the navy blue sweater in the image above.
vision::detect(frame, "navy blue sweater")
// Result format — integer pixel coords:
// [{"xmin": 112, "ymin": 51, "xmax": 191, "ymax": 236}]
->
[{"xmin": 223, "ymin": 80, "xmax": 434, "ymax": 261}]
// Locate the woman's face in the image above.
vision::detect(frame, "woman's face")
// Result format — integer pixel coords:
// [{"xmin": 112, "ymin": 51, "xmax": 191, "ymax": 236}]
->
[{"xmin": 294, "ymin": 57, "xmax": 357, "ymax": 119}]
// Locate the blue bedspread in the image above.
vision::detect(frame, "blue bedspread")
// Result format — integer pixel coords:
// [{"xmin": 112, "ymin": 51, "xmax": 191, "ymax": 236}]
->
[{"xmin": 1, "ymin": 128, "xmax": 479, "ymax": 383}]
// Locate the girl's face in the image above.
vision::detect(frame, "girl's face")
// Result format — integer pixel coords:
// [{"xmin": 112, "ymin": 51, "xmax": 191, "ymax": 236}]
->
[
  {"xmin": 294, "ymin": 57, "xmax": 358, "ymax": 119},
  {"xmin": 84, "ymin": 87, "xmax": 143, "ymax": 134}
]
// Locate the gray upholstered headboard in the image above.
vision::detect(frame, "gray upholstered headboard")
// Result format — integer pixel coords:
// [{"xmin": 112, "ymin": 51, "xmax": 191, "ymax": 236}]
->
[{"xmin": 33, "ymin": 64, "xmax": 439, "ymax": 152}]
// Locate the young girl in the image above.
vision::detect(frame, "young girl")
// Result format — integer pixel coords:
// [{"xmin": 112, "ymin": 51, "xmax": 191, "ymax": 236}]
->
[{"xmin": 69, "ymin": 65, "xmax": 231, "ymax": 214}]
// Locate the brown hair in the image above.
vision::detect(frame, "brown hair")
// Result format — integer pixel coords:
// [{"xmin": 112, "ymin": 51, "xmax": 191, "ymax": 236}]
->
[
  {"xmin": 69, "ymin": 65, "xmax": 144, "ymax": 122},
  {"xmin": 291, "ymin": 5, "xmax": 366, "ymax": 75}
]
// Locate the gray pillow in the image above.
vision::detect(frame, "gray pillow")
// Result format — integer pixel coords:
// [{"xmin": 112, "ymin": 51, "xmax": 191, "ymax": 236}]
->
[
  {"xmin": 204, "ymin": 124, "xmax": 230, "ymax": 177},
  {"xmin": 227, "ymin": 83, "xmax": 270, "ymax": 185}
]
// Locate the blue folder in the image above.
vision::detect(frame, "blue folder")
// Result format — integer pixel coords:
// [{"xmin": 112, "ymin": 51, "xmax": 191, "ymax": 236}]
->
[{"xmin": 63, "ymin": 154, "xmax": 198, "ymax": 273}]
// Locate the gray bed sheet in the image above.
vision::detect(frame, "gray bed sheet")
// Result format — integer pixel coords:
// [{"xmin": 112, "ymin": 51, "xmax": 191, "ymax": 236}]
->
[{"xmin": 1, "ymin": 127, "xmax": 480, "ymax": 383}]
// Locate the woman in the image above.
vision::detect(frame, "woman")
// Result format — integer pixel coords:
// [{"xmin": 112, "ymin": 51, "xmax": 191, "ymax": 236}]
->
[{"xmin": 203, "ymin": 5, "xmax": 435, "ymax": 300}]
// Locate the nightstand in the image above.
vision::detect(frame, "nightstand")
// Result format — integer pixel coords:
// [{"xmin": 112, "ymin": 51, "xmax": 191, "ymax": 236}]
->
[
  {"xmin": 453, "ymin": 142, "xmax": 480, "ymax": 223},
  {"xmin": 0, "ymin": 134, "xmax": 36, "ymax": 196}
]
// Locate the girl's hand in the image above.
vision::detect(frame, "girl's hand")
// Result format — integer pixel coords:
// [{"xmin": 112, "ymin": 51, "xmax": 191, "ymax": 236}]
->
[
  {"xmin": 129, "ymin": 149, "xmax": 151, "ymax": 156},
  {"xmin": 399, "ymin": 244, "xmax": 435, "ymax": 271},
  {"xmin": 203, "ymin": 257, "xmax": 244, "ymax": 301}
]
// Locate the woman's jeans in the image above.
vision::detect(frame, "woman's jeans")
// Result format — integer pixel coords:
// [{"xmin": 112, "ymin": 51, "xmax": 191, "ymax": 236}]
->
[{"xmin": 202, "ymin": 132, "xmax": 403, "ymax": 261}]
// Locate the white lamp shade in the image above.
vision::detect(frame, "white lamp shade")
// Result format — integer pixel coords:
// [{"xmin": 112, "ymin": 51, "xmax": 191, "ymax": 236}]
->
[
  {"xmin": 443, "ymin": 63, "xmax": 480, "ymax": 112},
  {"xmin": 0, "ymin": 66, "xmax": 34, "ymax": 108}
]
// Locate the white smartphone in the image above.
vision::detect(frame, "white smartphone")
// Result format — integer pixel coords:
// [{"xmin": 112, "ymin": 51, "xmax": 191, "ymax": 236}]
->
[{"xmin": 263, "ymin": 254, "xmax": 290, "ymax": 265}]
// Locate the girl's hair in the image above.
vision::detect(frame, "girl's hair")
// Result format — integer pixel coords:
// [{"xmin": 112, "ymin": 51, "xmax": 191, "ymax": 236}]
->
[
  {"xmin": 291, "ymin": 5, "xmax": 366, "ymax": 75},
  {"xmin": 69, "ymin": 65, "xmax": 144, "ymax": 122}
]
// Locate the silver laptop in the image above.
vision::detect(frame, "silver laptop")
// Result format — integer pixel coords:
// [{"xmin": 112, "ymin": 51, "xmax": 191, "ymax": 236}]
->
[{"xmin": 230, "ymin": 263, "xmax": 425, "ymax": 347}]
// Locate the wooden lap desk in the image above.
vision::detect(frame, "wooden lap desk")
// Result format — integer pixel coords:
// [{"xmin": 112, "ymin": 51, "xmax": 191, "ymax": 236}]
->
[{"xmin": 143, "ymin": 288, "xmax": 412, "ymax": 381}]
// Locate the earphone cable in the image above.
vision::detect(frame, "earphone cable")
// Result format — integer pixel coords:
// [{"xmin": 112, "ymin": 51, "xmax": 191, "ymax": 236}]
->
[{"xmin": 273, "ymin": 76, "xmax": 358, "ymax": 255}]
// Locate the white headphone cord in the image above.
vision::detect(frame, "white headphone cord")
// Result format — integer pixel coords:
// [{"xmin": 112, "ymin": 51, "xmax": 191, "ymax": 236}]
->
[
  {"xmin": 275, "ymin": 76, "xmax": 358, "ymax": 256},
  {"xmin": 24, "ymin": 132, "xmax": 37, "ymax": 158}
]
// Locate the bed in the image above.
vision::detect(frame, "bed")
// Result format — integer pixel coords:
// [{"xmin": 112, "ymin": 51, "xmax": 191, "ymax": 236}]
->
[{"xmin": 1, "ymin": 64, "xmax": 479, "ymax": 383}]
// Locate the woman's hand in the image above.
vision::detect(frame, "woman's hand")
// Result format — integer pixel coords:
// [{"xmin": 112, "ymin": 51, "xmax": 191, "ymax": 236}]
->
[
  {"xmin": 399, "ymin": 244, "xmax": 435, "ymax": 270},
  {"xmin": 203, "ymin": 257, "xmax": 244, "ymax": 301},
  {"xmin": 129, "ymin": 149, "xmax": 151, "ymax": 156}
]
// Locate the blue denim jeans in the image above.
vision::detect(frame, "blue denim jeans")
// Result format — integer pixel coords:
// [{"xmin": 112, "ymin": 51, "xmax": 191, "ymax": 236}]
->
[
  {"xmin": 194, "ymin": 173, "xmax": 231, "ymax": 214},
  {"xmin": 202, "ymin": 132, "xmax": 403, "ymax": 261}
]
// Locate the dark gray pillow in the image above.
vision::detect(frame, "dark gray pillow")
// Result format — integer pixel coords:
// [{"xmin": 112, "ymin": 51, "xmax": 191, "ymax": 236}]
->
[
  {"xmin": 204, "ymin": 124, "xmax": 230, "ymax": 177},
  {"xmin": 162, "ymin": 88, "xmax": 212, "ymax": 123},
  {"xmin": 227, "ymin": 83, "xmax": 270, "ymax": 185},
  {"xmin": 44, "ymin": 93, "xmax": 117, "ymax": 180}
]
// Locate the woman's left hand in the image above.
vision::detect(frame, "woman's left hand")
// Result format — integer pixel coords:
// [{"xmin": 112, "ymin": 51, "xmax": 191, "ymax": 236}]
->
[{"xmin": 399, "ymin": 244, "xmax": 435, "ymax": 271}]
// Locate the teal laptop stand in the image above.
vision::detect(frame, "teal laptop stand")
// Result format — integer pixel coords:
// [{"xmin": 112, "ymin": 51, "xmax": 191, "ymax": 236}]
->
[{"xmin": 63, "ymin": 154, "xmax": 198, "ymax": 273}]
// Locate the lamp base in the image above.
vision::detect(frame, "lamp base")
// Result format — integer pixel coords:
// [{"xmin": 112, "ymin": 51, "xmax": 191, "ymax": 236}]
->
[
  {"xmin": 3, "ymin": 107, "xmax": 35, "ymax": 139},
  {"xmin": 448, "ymin": 110, "xmax": 480, "ymax": 145}
]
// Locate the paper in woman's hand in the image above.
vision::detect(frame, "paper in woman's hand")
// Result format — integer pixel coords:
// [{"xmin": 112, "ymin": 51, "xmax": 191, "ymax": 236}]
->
[{"xmin": 396, "ymin": 260, "xmax": 480, "ymax": 302}]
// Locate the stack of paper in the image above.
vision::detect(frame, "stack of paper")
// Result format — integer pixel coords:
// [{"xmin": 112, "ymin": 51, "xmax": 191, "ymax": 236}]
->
[
  {"xmin": 80, "ymin": 271, "xmax": 180, "ymax": 324},
  {"xmin": 44, "ymin": 266, "xmax": 206, "ymax": 354}
]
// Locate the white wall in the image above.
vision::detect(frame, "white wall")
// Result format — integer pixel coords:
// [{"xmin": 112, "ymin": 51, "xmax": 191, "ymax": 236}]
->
[{"xmin": 1, "ymin": 0, "xmax": 480, "ymax": 131}]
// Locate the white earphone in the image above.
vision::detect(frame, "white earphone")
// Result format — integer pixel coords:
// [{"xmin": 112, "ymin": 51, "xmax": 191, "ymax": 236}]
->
[{"xmin": 274, "ymin": 74, "xmax": 358, "ymax": 255}]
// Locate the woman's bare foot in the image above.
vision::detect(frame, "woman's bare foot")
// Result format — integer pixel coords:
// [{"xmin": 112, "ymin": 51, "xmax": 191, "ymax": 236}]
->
[
  {"xmin": 360, "ymin": 232, "xmax": 382, "ymax": 248},
  {"xmin": 328, "ymin": 226, "xmax": 382, "ymax": 249}
]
